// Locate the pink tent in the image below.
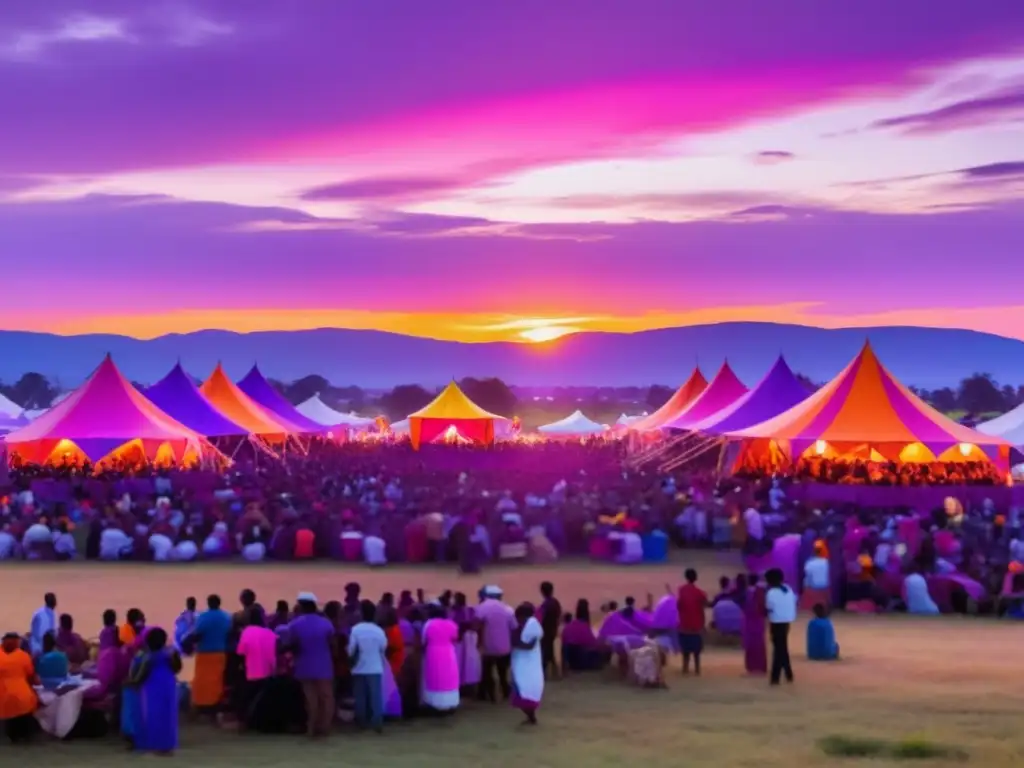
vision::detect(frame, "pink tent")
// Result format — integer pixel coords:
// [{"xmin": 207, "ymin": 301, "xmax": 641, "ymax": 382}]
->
[
  {"xmin": 661, "ymin": 362, "xmax": 748, "ymax": 430},
  {"xmin": 3, "ymin": 355, "xmax": 213, "ymax": 466}
]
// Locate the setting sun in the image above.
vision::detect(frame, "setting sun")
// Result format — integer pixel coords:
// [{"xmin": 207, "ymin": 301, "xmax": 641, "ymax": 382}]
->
[{"xmin": 518, "ymin": 325, "xmax": 578, "ymax": 343}]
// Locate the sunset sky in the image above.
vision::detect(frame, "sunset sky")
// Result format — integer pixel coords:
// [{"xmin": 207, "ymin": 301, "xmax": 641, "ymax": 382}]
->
[{"xmin": 2, "ymin": 1, "xmax": 1024, "ymax": 343}]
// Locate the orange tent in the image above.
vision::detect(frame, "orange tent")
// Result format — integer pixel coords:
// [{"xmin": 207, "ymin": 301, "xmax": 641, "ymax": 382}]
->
[
  {"xmin": 407, "ymin": 381, "xmax": 506, "ymax": 450},
  {"xmin": 726, "ymin": 341, "xmax": 1011, "ymax": 467},
  {"xmin": 629, "ymin": 367, "xmax": 708, "ymax": 432},
  {"xmin": 199, "ymin": 364, "xmax": 305, "ymax": 438},
  {"xmin": 3, "ymin": 355, "xmax": 214, "ymax": 467}
]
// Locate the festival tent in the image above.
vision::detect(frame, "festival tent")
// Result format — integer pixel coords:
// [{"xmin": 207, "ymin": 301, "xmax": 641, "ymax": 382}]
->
[
  {"xmin": 976, "ymin": 404, "xmax": 1024, "ymax": 448},
  {"xmin": 406, "ymin": 381, "xmax": 507, "ymax": 450},
  {"xmin": 688, "ymin": 356, "xmax": 811, "ymax": 435},
  {"xmin": 390, "ymin": 419, "xmax": 410, "ymax": 435},
  {"xmin": 615, "ymin": 413, "xmax": 642, "ymax": 427},
  {"xmin": 200, "ymin": 364, "xmax": 307, "ymax": 438},
  {"xmin": 538, "ymin": 410, "xmax": 610, "ymax": 437},
  {"xmin": 661, "ymin": 361, "xmax": 748, "ymax": 430},
  {"xmin": 724, "ymin": 341, "xmax": 1011, "ymax": 466},
  {"xmin": 143, "ymin": 363, "xmax": 248, "ymax": 438},
  {"xmin": 296, "ymin": 394, "xmax": 376, "ymax": 429},
  {"xmin": 0, "ymin": 392, "xmax": 22, "ymax": 419},
  {"xmin": 628, "ymin": 367, "xmax": 707, "ymax": 432},
  {"xmin": 2, "ymin": 355, "xmax": 212, "ymax": 466},
  {"xmin": 237, "ymin": 365, "xmax": 327, "ymax": 434}
]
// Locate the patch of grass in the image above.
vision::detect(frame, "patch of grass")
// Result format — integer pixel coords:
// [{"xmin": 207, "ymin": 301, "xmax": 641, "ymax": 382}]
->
[
  {"xmin": 820, "ymin": 734, "xmax": 967, "ymax": 761},
  {"xmin": 818, "ymin": 735, "xmax": 889, "ymax": 757}
]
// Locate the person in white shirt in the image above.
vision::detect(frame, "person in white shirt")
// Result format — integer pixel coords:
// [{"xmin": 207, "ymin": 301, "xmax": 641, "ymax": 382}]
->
[
  {"xmin": 99, "ymin": 526, "xmax": 132, "ymax": 560},
  {"xmin": 347, "ymin": 600, "xmax": 389, "ymax": 732},
  {"xmin": 765, "ymin": 568, "xmax": 796, "ymax": 685},
  {"xmin": 803, "ymin": 550, "xmax": 830, "ymax": 591},
  {"xmin": 30, "ymin": 592, "xmax": 58, "ymax": 656}
]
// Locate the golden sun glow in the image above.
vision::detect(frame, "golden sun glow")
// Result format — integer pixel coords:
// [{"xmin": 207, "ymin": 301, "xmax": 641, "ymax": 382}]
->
[{"xmin": 518, "ymin": 325, "xmax": 578, "ymax": 343}]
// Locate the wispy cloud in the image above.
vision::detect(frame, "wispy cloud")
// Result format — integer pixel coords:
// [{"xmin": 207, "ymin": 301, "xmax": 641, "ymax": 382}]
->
[
  {"xmin": 752, "ymin": 150, "xmax": 796, "ymax": 164},
  {"xmin": 0, "ymin": 14, "xmax": 132, "ymax": 61},
  {"xmin": 869, "ymin": 85, "xmax": 1024, "ymax": 134}
]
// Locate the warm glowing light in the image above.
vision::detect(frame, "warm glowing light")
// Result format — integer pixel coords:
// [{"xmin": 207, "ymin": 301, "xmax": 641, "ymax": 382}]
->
[
  {"xmin": 958, "ymin": 443, "xmax": 973, "ymax": 457},
  {"xmin": 444, "ymin": 425, "xmax": 459, "ymax": 440},
  {"xmin": 518, "ymin": 325, "xmax": 578, "ymax": 343},
  {"xmin": 814, "ymin": 440, "xmax": 827, "ymax": 456}
]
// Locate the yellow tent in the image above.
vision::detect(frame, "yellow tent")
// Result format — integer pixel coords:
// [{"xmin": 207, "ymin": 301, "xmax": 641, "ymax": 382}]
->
[{"xmin": 407, "ymin": 381, "xmax": 506, "ymax": 449}]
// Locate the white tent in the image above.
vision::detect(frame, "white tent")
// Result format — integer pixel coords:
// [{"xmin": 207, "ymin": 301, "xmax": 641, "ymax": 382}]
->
[
  {"xmin": 390, "ymin": 418, "xmax": 410, "ymax": 435},
  {"xmin": 615, "ymin": 413, "xmax": 645, "ymax": 426},
  {"xmin": 296, "ymin": 394, "xmax": 376, "ymax": 428},
  {"xmin": 537, "ymin": 410, "xmax": 609, "ymax": 437},
  {"xmin": 0, "ymin": 392, "xmax": 22, "ymax": 418},
  {"xmin": 976, "ymin": 406, "xmax": 1024, "ymax": 447}
]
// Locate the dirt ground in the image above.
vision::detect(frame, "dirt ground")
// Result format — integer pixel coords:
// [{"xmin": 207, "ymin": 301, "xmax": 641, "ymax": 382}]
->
[{"xmin": 2, "ymin": 554, "xmax": 1024, "ymax": 767}]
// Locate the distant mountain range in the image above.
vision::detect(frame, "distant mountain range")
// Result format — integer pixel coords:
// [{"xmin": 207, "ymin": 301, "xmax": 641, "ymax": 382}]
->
[{"xmin": 0, "ymin": 323, "xmax": 1022, "ymax": 390}]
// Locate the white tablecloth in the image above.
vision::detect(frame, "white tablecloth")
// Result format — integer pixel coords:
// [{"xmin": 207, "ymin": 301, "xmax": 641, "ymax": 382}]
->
[{"xmin": 34, "ymin": 680, "xmax": 98, "ymax": 738}]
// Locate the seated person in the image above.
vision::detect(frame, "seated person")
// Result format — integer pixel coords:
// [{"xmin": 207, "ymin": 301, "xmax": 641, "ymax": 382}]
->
[
  {"xmin": 36, "ymin": 631, "xmax": 70, "ymax": 690},
  {"xmin": 55, "ymin": 613, "xmax": 89, "ymax": 669},
  {"xmin": 710, "ymin": 576, "xmax": 733, "ymax": 606},
  {"xmin": 628, "ymin": 637, "xmax": 667, "ymax": 688},
  {"xmin": 806, "ymin": 604, "xmax": 840, "ymax": 661},
  {"xmin": 709, "ymin": 599, "xmax": 743, "ymax": 646},
  {"xmin": 561, "ymin": 601, "xmax": 609, "ymax": 672},
  {"xmin": 903, "ymin": 571, "xmax": 940, "ymax": 615}
]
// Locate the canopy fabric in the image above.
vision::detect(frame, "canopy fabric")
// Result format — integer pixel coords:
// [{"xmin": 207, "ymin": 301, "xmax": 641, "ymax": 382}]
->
[
  {"xmin": 629, "ymin": 367, "xmax": 707, "ymax": 431},
  {"xmin": 726, "ymin": 342, "xmax": 1011, "ymax": 462},
  {"xmin": 296, "ymin": 394, "xmax": 376, "ymax": 428},
  {"xmin": 662, "ymin": 362, "xmax": 748, "ymax": 430},
  {"xmin": 3, "ymin": 355, "xmax": 208, "ymax": 465},
  {"xmin": 688, "ymin": 356, "xmax": 810, "ymax": 435},
  {"xmin": 537, "ymin": 410, "xmax": 609, "ymax": 436},
  {"xmin": 200, "ymin": 364, "xmax": 305, "ymax": 437},
  {"xmin": 407, "ymin": 381, "xmax": 506, "ymax": 449},
  {"xmin": 0, "ymin": 392, "xmax": 22, "ymax": 418},
  {"xmin": 237, "ymin": 365, "xmax": 327, "ymax": 434},
  {"xmin": 143, "ymin": 363, "xmax": 248, "ymax": 438},
  {"xmin": 976, "ymin": 405, "xmax": 1024, "ymax": 447},
  {"xmin": 390, "ymin": 418, "xmax": 410, "ymax": 435}
]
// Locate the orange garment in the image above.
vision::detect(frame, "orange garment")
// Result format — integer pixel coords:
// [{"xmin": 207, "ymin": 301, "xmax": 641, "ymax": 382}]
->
[
  {"xmin": 0, "ymin": 648, "xmax": 37, "ymax": 720},
  {"xmin": 191, "ymin": 651, "xmax": 227, "ymax": 707},
  {"xmin": 294, "ymin": 529, "xmax": 315, "ymax": 559},
  {"xmin": 118, "ymin": 623, "xmax": 137, "ymax": 646},
  {"xmin": 385, "ymin": 625, "xmax": 405, "ymax": 677}
]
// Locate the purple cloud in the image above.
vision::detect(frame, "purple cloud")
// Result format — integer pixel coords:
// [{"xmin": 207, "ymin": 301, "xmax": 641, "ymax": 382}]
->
[
  {"xmin": 753, "ymin": 150, "xmax": 796, "ymax": 164},
  {"xmin": 300, "ymin": 176, "xmax": 465, "ymax": 202},
  {"xmin": 960, "ymin": 161, "xmax": 1024, "ymax": 178},
  {"xmin": 870, "ymin": 86, "xmax": 1024, "ymax": 134}
]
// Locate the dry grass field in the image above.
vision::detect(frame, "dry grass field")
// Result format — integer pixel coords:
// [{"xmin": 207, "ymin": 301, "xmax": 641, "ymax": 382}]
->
[{"xmin": 2, "ymin": 554, "xmax": 1024, "ymax": 767}]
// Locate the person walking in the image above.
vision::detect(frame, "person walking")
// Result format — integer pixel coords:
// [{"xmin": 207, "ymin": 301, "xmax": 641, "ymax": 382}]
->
[{"xmin": 765, "ymin": 568, "xmax": 796, "ymax": 685}]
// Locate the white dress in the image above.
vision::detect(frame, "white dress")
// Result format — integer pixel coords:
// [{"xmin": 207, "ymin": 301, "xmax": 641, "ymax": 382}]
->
[{"xmin": 510, "ymin": 617, "xmax": 544, "ymax": 706}]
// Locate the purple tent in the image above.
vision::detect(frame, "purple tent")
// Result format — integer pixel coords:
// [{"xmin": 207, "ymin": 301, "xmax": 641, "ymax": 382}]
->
[
  {"xmin": 143, "ymin": 364, "xmax": 248, "ymax": 437},
  {"xmin": 661, "ymin": 362, "xmax": 748, "ymax": 430},
  {"xmin": 237, "ymin": 365, "xmax": 327, "ymax": 434},
  {"xmin": 688, "ymin": 356, "xmax": 811, "ymax": 435}
]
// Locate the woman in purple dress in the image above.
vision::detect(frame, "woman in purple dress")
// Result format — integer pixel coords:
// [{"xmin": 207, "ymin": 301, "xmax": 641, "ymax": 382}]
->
[
  {"xmin": 130, "ymin": 627, "xmax": 182, "ymax": 754},
  {"xmin": 742, "ymin": 574, "xmax": 768, "ymax": 675}
]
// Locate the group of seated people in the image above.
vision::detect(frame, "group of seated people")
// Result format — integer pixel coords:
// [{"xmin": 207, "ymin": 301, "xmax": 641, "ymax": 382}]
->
[{"xmin": 786, "ymin": 458, "xmax": 1005, "ymax": 487}]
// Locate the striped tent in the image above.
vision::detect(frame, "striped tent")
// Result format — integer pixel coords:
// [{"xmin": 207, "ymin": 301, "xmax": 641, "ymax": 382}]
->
[
  {"xmin": 629, "ymin": 367, "xmax": 707, "ymax": 432},
  {"xmin": 661, "ymin": 361, "xmax": 748, "ymax": 430},
  {"xmin": 725, "ymin": 342, "xmax": 1011, "ymax": 466}
]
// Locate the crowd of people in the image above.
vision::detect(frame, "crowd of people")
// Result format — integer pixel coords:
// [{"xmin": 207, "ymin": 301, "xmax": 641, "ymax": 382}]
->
[{"xmin": 2, "ymin": 566, "xmax": 839, "ymax": 750}]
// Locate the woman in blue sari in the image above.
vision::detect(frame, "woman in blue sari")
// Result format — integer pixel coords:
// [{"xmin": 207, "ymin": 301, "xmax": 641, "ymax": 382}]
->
[
  {"xmin": 129, "ymin": 627, "xmax": 181, "ymax": 754},
  {"xmin": 120, "ymin": 630, "xmax": 149, "ymax": 748}
]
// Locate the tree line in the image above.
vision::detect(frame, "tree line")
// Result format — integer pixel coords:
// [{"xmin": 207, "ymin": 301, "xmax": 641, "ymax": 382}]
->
[{"xmin": 1, "ymin": 370, "xmax": 1021, "ymax": 421}]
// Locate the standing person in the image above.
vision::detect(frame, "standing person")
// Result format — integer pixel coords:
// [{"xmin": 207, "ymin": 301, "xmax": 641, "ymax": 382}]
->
[
  {"xmin": 538, "ymin": 582, "xmax": 562, "ymax": 680},
  {"xmin": 287, "ymin": 592, "xmax": 337, "ymax": 738},
  {"xmin": 676, "ymin": 568, "xmax": 708, "ymax": 675},
  {"xmin": 235, "ymin": 609, "xmax": 279, "ymax": 729},
  {"xmin": 476, "ymin": 585, "xmax": 516, "ymax": 702},
  {"xmin": 421, "ymin": 604, "xmax": 460, "ymax": 714},
  {"xmin": 765, "ymin": 568, "xmax": 797, "ymax": 685},
  {"xmin": 0, "ymin": 632, "xmax": 40, "ymax": 743},
  {"xmin": 30, "ymin": 592, "xmax": 58, "ymax": 656},
  {"xmin": 120, "ymin": 608, "xmax": 146, "ymax": 647},
  {"xmin": 192, "ymin": 594, "xmax": 231, "ymax": 712},
  {"xmin": 348, "ymin": 599, "xmax": 388, "ymax": 732},
  {"xmin": 742, "ymin": 573, "xmax": 768, "ymax": 676},
  {"xmin": 510, "ymin": 603, "xmax": 544, "ymax": 725},
  {"xmin": 130, "ymin": 627, "xmax": 181, "ymax": 754},
  {"xmin": 174, "ymin": 597, "xmax": 198, "ymax": 654},
  {"xmin": 450, "ymin": 592, "xmax": 481, "ymax": 693}
]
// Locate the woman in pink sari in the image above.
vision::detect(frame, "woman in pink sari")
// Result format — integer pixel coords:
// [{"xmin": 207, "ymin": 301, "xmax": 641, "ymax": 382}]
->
[
  {"xmin": 742, "ymin": 573, "xmax": 768, "ymax": 675},
  {"xmin": 421, "ymin": 604, "xmax": 460, "ymax": 713}
]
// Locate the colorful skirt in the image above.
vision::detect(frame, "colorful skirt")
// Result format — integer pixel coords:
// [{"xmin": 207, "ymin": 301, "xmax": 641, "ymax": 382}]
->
[{"xmin": 191, "ymin": 651, "xmax": 227, "ymax": 707}]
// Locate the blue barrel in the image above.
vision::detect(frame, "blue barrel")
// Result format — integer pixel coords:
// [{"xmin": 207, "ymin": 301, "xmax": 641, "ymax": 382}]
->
[{"xmin": 641, "ymin": 530, "xmax": 669, "ymax": 562}]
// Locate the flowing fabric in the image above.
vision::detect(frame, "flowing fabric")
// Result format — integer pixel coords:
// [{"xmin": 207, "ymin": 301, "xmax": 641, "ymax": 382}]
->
[
  {"xmin": 904, "ymin": 574, "xmax": 940, "ymax": 615},
  {"xmin": 451, "ymin": 607, "xmax": 482, "ymax": 687},
  {"xmin": 421, "ymin": 619, "xmax": 460, "ymax": 711},
  {"xmin": 596, "ymin": 611, "xmax": 647, "ymax": 643},
  {"xmin": 191, "ymin": 652, "xmax": 227, "ymax": 707},
  {"xmin": 382, "ymin": 661, "xmax": 402, "ymax": 718},
  {"xmin": 137, "ymin": 649, "xmax": 178, "ymax": 752},
  {"xmin": 511, "ymin": 617, "xmax": 544, "ymax": 711},
  {"xmin": 121, "ymin": 653, "xmax": 144, "ymax": 739},
  {"xmin": 651, "ymin": 596, "xmax": 680, "ymax": 654},
  {"xmin": 742, "ymin": 587, "xmax": 768, "ymax": 674}
]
